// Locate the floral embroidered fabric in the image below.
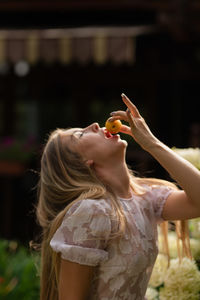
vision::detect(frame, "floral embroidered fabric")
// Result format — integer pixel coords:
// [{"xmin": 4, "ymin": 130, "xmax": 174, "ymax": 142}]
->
[{"xmin": 50, "ymin": 185, "xmax": 173, "ymax": 299}]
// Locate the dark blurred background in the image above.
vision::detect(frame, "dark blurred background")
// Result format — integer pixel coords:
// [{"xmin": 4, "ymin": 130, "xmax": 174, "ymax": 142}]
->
[{"xmin": 0, "ymin": 0, "xmax": 200, "ymax": 244}]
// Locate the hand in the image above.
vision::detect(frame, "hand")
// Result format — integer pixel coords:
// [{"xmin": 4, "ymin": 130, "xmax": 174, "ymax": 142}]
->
[{"xmin": 109, "ymin": 93, "xmax": 158, "ymax": 151}]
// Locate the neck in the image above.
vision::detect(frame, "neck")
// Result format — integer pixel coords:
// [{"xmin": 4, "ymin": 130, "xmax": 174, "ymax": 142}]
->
[{"xmin": 94, "ymin": 160, "xmax": 132, "ymax": 199}]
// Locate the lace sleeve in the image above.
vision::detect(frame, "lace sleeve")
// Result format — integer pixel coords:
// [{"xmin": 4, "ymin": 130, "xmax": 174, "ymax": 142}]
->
[
  {"xmin": 50, "ymin": 199, "xmax": 112, "ymax": 266},
  {"xmin": 151, "ymin": 185, "xmax": 174, "ymax": 224}
]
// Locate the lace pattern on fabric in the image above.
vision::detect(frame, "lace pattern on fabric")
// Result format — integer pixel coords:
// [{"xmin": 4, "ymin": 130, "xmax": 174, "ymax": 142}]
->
[{"xmin": 50, "ymin": 185, "xmax": 173, "ymax": 299}]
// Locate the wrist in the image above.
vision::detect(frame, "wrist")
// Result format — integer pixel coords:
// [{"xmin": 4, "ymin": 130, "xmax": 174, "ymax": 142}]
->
[{"xmin": 142, "ymin": 136, "xmax": 162, "ymax": 153}]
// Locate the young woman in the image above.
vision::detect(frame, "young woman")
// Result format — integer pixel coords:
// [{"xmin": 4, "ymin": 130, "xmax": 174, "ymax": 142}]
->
[{"xmin": 36, "ymin": 93, "xmax": 200, "ymax": 300}]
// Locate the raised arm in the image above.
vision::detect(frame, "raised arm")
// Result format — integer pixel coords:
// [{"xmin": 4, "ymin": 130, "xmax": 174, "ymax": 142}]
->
[{"xmin": 109, "ymin": 93, "xmax": 200, "ymax": 220}]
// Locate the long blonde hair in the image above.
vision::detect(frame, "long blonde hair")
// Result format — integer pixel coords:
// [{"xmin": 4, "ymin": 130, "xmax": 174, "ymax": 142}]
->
[{"xmin": 36, "ymin": 128, "xmax": 191, "ymax": 300}]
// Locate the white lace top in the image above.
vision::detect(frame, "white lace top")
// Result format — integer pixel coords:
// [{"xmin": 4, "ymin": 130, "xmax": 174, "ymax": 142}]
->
[{"xmin": 50, "ymin": 185, "xmax": 173, "ymax": 300}]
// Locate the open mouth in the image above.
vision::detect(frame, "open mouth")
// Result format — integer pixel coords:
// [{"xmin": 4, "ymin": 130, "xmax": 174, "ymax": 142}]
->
[{"xmin": 104, "ymin": 129, "xmax": 113, "ymax": 139}]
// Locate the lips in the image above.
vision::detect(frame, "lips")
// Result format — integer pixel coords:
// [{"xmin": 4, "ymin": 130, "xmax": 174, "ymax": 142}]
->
[{"xmin": 104, "ymin": 129, "xmax": 113, "ymax": 139}]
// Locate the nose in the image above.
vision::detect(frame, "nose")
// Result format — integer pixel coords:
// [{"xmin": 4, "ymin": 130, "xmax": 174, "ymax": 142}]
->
[{"xmin": 85, "ymin": 122, "xmax": 100, "ymax": 132}]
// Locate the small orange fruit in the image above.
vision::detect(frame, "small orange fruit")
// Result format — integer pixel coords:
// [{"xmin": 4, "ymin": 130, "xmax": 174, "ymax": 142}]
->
[{"xmin": 105, "ymin": 119, "xmax": 122, "ymax": 134}]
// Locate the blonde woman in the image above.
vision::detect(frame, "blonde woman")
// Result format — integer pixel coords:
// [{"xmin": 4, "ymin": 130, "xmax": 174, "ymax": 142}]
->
[{"xmin": 36, "ymin": 93, "xmax": 200, "ymax": 300}]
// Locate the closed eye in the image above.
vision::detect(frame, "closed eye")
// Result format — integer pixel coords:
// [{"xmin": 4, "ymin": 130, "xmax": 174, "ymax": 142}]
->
[
  {"xmin": 77, "ymin": 130, "xmax": 85, "ymax": 138},
  {"xmin": 72, "ymin": 130, "xmax": 84, "ymax": 139}
]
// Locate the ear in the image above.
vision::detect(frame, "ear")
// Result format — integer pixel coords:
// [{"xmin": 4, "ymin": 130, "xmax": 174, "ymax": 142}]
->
[{"xmin": 86, "ymin": 159, "xmax": 94, "ymax": 167}]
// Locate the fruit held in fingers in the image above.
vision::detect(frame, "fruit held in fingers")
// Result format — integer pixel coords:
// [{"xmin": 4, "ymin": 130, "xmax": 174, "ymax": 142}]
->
[{"xmin": 105, "ymin": 119, "xmax": 122, "ymax": 134}]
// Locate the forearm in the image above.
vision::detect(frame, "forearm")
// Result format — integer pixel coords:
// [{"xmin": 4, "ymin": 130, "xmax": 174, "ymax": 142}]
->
[
  {"xmin": 147, "ymin": 139, "xmax": 200, "ymax": 207},
  {"xmin": 114, "ymin": 93, "xmax": 200, "ymax": 208}
]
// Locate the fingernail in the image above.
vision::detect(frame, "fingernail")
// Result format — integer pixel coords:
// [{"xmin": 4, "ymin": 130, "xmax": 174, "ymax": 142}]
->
[
  {"xmin": 110, "ymin": 112, "xmax": 116, "ymax": 116},
  {"xmin": 121, "ymin": 93, "xmax": 127, "ymax": 98},
  {"xmin": 108, "ymin": 117, "xmax": 114, "ymax": 122}
]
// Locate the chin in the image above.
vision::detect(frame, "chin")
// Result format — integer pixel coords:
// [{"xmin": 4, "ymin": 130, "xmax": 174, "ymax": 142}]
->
[{"xmin": 120, "ymin": 139, "xmax": 128, "ymax": 147}]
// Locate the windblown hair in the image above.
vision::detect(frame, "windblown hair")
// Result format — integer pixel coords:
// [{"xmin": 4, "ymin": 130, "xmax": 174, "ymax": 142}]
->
[{"xmin": 36, "ymin": 128, "xmax": 191, "ymax": 300}]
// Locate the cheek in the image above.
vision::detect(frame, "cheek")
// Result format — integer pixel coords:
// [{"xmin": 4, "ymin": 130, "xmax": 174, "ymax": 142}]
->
[
  {"xmin": 82, "ymin": 140, "xmax": 107, "ymax": 161},
  {"xmin": 78, "ymin": 140, "xmax": 95, "ymax": 158}
]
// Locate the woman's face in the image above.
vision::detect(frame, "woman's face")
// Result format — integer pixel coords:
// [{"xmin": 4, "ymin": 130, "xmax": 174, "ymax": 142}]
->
[{"xmin": 63, "ymin": 123, "xmax": 127, "ymax": 165}]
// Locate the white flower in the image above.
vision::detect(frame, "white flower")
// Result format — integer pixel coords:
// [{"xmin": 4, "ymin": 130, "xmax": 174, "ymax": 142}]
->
[
  {"xmin": 159, "ymin": 287, "xmax": 200, "ymax": 300},
  {"xmin": 145, "ymin": 287, "xmax": 159, "ymax": 300},
  {"xmin": 172, "ymin": 147, "xmax": 200, "ymax": 170},
  {"xmin": 149, "ymin": 254, "xmax": 168, "ymax": 288},
  {"xmin": 190, "ymin": 238, "xmax": 200, "ymax": 261},
  {"xmin": 159, "ymin": 257, "xmax": 200, "ymax": 300}
]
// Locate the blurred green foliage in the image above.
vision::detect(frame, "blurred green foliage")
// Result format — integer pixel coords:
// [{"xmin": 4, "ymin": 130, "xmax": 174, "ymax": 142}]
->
[{"xmin": 0, "ymin": 239, "xmax": 40, "ymax": 300}]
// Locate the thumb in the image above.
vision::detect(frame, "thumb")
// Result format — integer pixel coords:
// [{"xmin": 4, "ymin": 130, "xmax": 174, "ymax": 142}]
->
[{"xmin": 120, "ymin": 124, "xmax": 133, "ymax": 136}]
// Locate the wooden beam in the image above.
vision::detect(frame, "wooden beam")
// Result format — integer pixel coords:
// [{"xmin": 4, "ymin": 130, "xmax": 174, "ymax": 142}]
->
[
  {"xmin": 0, "ymin": 1, "xmax": 184, "ymax": 12},
  {"xmin": 0, "ymin": 0, "xmax": 198, "ymax": 11},
  {"xmin": 0, "ymin": 1, "xmax": 199, "ymax": 13}
]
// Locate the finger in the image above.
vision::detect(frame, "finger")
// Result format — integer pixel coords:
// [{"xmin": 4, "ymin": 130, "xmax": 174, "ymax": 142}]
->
[
  {"xmin": 110, "ymin": 110, "xmax": 127, "ymax": 117},
  {"xmin": 119, "ymin": 124, "xmax": 133, "ymax": 136},
  {"xmin": 107, "ymin": 116, "xmax": 126, "ymax": 122},
  {"xmin": 108, "ymin": 110, "xmax": 128, "ymax": 122},
  {"xmin": 121, "ymin": 93, "xmax": 141, "ymax": 118},
  {"xmin": 108, "ymin": 111, "xmax": 128, "ymax": 122},
  {"xmin": 126, "ymin": 109, "xmax": 136, "ymax": 129}
]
